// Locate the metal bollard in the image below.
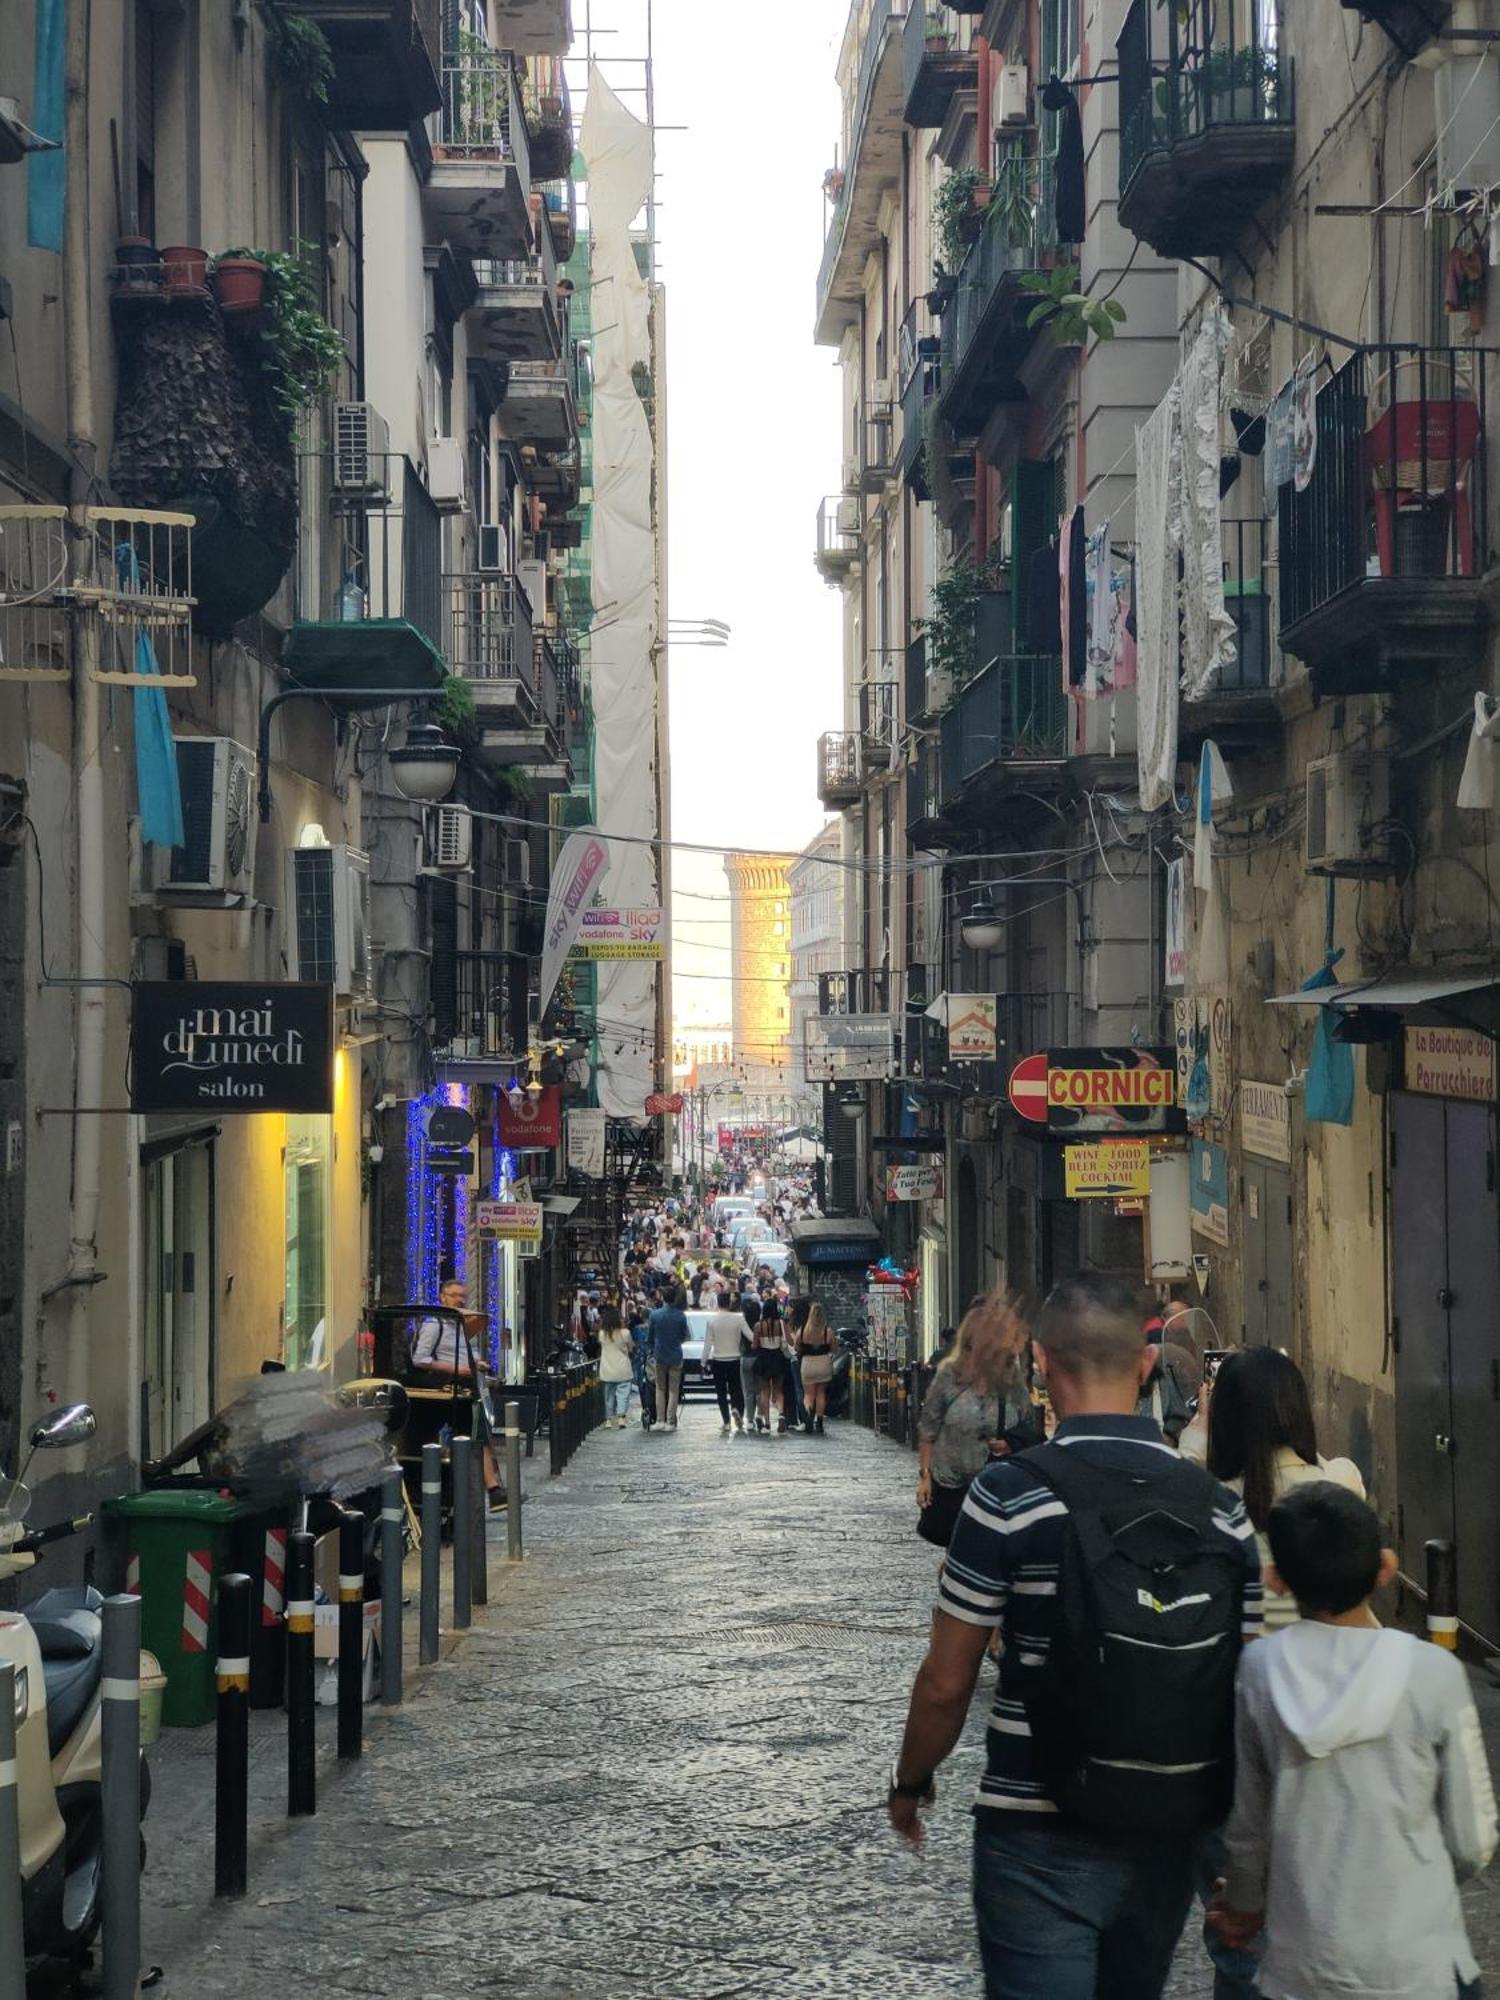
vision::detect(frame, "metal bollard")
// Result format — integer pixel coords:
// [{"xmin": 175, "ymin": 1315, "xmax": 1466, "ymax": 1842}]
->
[
  {"xmin": 548, "ymin": 1370, "xmax": 564, "ymax": 1477},
  {"xmin": 451, "ymin": 1437, "xmax": 473, "ymax": 1631},
  {"xmin": 337, "ymin": 1510, "xmax": 365, "ymax": 1761},
  {"xmin": 286, "ymin": 1529, "xmax": 316, "ymax": 1818},
  {"xmin": 215, "ymin": 1572, "xmax": 253, "ymax": 1899},
  {"xmin": 505, "ymin": 1400, "xmax": 524, "ymax": 1562},
  {"xmin": 1426, "ymin": 1538, "xmax": 1459, "ymax": 1648},
  {"xmin": 419, "ymin": 1442, "xmax": 442, "ymax": 1664},
  {"xmin": 470, "ymin": 1409, "xmax": 488, "ymax": 1609},
  {"xmin": 100, "ymin": 1593, "xmax": 142, "ymax": 2000},
  {"xmin": 0, "ymin": 1665, "xmax": 25, "ymax": 1994},
  {"xmin": 380, "ymin": 1467, "xmax": 404, "ymax": 1707}
]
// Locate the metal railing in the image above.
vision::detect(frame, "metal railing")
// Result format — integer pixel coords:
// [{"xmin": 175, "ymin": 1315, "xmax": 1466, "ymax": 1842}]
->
[
  {"xmin": 938, "ymin": 652, "xmax": 1067, "ymax": 800},
  {"xmin": 816, "ymin": 493, "xmax": 860, "ymax": 563},
  {"xmin": 1279, "ymin": 343, "xmax": 1491, "ymax": 639},
  {"xmin": 1118, "ymin": 0, "xmax": 1292, "ymax": 196},
  {"xmin": 297, "ymin": 458, "xmax": 441, "ymax": 650},
  {"xmin": 432, "ymin": 948, "xmax": 532, "ymax": 1059},
  {"xmin": 439, "ymin": 46, "xmax": 529, "ymax": 186},
  {"xmin": 941, "ymin": 147, "xmax": 1058, "ymax": 391},
  {"xmin": 860, "ymin": 678, "xmax": 898, "ymax": 755},
  {"xmin": 863, "ymin": 403, "xmax": 896, "ymax": 485},
  {"xmin": 904, "ymin": 634, "xmax": 927, "ymax": 724},
  {"xmin": 445, "ymin": 570, "xmax": 533, "ymax": 684},
  {"xmin": 533, "ymin": 628, "xmax": 568, "ymax": 731},
  {"xmin": 819, "ymin": 967, "xmax": 898, "ymax": 1015},
  {"xmin": 818, "ymin": 729, "xmax": 862, "ymax": 803}
]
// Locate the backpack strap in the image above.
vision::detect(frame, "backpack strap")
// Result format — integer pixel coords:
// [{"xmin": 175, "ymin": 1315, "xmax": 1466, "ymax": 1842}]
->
[{"xmin": 1015, "ymin": 1441, "xmax": 1221, "ymax": 1536}]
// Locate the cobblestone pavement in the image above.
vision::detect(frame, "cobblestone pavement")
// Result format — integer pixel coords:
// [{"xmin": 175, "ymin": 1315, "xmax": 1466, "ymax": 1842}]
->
[{"xmin": 126, "ymin": 1402, "xmax": 1500, "ymax": 2000}]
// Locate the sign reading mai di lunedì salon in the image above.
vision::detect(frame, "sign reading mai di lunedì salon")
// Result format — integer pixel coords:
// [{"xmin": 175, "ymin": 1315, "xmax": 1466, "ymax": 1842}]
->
[{"xmin": 131, "ymin": 982, "xmax": 335, "ymax": 1114}]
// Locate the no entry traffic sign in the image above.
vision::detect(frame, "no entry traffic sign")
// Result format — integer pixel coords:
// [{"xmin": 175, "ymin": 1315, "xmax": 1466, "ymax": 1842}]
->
[{"xmin": 1008, "ymin": 1053, "xmax": 1049, "ymax": 1124}]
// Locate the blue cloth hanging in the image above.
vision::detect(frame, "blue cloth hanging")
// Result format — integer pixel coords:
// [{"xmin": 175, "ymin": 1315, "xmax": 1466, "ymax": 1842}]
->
[
  {"xmin": 28, "ymin": 0, "xmax": 66, "ymax": 252},
  {"xmin": 1302, "ymin": 956, "xmax": 1354, "ymax": 1126},
  {"xmin": 116, "ymin": 542, "xmax": 185, "ymax": 849}
]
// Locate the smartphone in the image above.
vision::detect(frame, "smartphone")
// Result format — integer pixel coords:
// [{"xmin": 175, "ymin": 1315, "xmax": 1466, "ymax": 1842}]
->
[{"xmin": 1201, "ymin": 1348, "xmax": 1233, "ymax": 1385}]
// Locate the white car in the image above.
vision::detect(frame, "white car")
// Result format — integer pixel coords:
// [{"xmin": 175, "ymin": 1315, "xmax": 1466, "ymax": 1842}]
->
[
  {"xmin": 680, "ymin": 1310, "xmax": 715, "ymax": 1397},
  {"xmin": 729, "ymin": 1217, "xmax": 776, "ymax": 1257},
  {"xmin": 741, "ymin": 1243, "xmax": 792, "ymax": 1282},
  {"xmin": 711, "ymin": 1196, "xmax": 756, "ymax": 1229}
]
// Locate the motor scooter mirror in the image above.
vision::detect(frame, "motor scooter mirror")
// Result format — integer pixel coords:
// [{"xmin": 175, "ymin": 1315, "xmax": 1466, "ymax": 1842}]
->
[{"xmin": 29, "ymin": 1405, "xmax": 98, "ymax": 1451}]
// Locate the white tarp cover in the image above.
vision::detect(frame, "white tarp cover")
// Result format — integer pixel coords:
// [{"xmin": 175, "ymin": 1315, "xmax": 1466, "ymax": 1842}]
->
[
  {"xmin": 578, "ymin": 71, "xmax": 659, "ymax": 1117},
  {"xmin": 1135, "ymin": 383, "xmax": 1181, "ymax": 811},
  {"xmin": 1178, "ymin": 315, "xmax": 1237, "ymax": 702}
]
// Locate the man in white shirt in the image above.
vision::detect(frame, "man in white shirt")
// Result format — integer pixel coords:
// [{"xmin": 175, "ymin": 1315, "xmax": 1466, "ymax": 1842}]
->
[
  {"xmin": 703, "ymin": 1298, "xmax": 749, "ymax": 1434},
  {"xmin": 410, "ymin": 1279, "xmax": 506, "ymax": 1509}
]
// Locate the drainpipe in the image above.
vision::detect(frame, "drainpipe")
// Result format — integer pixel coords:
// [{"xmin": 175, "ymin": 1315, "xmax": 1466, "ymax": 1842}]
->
[{"xmin": 63, "ymin": 0, "xmax": 106, "ymax": 1412}]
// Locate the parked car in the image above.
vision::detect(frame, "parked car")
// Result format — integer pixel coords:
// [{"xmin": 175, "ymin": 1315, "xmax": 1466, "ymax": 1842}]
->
[
  {"xmin": 742, "ymin": 1243, "xmax": 791, "ymax": 1282},
  {"xmin": 729, "ymin": 1217, "xmax": 776, "ymax": 1257},
  {"xmin": 711, "ymin": 1196, "xmax": 756, "ymax": 1231},
  {"xmin": 681, "ymin": 1311, "xmax": 715, "ymax": 1397}
]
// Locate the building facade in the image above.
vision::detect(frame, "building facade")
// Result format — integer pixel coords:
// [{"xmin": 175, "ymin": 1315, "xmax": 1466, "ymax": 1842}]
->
[{"xmin": 789, "ymin": 821, "xmax": 846, "ymax": 1095}]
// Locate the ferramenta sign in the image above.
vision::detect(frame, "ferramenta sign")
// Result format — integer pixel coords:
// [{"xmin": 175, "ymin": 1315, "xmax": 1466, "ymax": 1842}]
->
[{"xmin": 130, "ymin": 982, "xmax": 335, "ymax": 1113}]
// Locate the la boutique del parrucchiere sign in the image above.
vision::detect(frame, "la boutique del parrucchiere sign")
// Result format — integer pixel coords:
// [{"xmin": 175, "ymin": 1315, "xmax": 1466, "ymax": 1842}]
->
[{"xmin": 130, "ymin": 982, "xmax": 336, "ymax": 1114}]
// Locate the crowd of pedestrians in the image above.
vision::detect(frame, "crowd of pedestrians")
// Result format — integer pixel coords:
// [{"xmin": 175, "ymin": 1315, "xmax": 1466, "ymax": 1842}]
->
[{"xmin": 888, "ymin": 1273, "xmax": 1498, "ymax": 2000}]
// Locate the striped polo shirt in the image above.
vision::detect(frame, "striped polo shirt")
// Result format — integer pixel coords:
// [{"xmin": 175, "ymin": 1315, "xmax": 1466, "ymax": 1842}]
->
[{"xmin": 939, "ymin": 1414, "xmax": 1264, "ymax": 1815}]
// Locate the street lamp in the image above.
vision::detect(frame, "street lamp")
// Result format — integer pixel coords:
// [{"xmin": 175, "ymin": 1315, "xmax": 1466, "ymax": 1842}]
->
[
  {"xmin": 387, "ymin": 720, "xmax": 461, "ymax": 804},
  {"xmin": 960, "ymin": 891, "xmax": 1005, "ymax": 953}
]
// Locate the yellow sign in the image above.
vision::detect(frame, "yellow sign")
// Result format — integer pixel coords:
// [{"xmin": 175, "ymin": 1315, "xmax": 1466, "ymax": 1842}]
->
[{"xmin": 1064, "ymin": 1139, "xmax": 1151, "ymax": 1200}]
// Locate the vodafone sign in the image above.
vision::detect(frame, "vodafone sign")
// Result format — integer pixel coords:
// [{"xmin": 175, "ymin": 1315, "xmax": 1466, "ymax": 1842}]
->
[{"xmin": 498, "ymin": 1084, "xmax": 562, "ymax": 1149}]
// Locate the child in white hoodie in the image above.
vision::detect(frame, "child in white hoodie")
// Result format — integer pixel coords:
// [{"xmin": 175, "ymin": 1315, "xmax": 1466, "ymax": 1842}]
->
[{"xmin": 1212, "ymin": 1483, "xmax": 1497, "ymax": 1999}]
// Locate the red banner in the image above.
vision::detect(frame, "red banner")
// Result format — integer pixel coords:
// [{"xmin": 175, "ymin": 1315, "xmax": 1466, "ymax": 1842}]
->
[
  {"xmin": 644, "ymin": 1091, "xmax": 684, "ymax": 1116},
  {"xmin": 498, "ymin": 1084, "xmax": 561, "ymax": 1149}
]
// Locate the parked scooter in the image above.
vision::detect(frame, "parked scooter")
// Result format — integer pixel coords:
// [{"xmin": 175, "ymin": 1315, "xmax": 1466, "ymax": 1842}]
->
[{"xmin": 0, "ymin": 1404, "xmax": 152, "ymax": 1962}]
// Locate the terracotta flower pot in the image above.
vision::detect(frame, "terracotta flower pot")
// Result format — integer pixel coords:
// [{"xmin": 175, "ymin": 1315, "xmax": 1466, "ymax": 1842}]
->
[
  {"xmin": 160, "ymin": 245, "xmax": 209, "ymax": 295},
  {"xmin": 213, "ymin": 255, "xmax": 266, "ymax": 315}
]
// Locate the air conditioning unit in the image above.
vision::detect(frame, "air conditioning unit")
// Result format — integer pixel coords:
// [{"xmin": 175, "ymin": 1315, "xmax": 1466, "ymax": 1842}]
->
[
  {"xmin": 841, "ymin": 457, "xmax": 860, "ymax": 494},
  {"xmin": 287, "ymin": 843, "xmax": 372, "ymax": 998},
  {"xmin": 477, "ymin": 523, "xmax": 507, "ymax": 574},
  {"xmin": 996, "ymin": 62, "xmax": 1031, "ymax": 126},
  {"xmin": 152, "ymin": 736, "xmax": 257, "ymax": 897},
  {"xmin": 870, "ymin": 377, "xmax": 894, "ymax": 407},
  {"xmin": 835, "ymin": 496, "xmax": 861, "ymax": 536},
  {"xmin": 333, "ymin": 402, "xmax": 391, "ymax": 497},
  {"xmin": 516, "ymin": 558, "xmax": 547, "ymax": 619},
  {"xmin": 1305, "ymin": 752, "xmax": 1393, "ymax": 876},
  {"xmin": 503, "ymin": 836, "xmax": 531, "ymax": 887},
  {"xmin": 429, "ymin": 803, "xmax": 473, "ymax": 872},
  {"xmin": 425, "ymin": 436, "xmax": 468, "ymax": 514}
]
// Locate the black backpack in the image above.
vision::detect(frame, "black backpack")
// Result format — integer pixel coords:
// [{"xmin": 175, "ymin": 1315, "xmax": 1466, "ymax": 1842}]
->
[{"xmin": 1009, "ymin": 1443, "xmax": 1246, "ymax": 1837}]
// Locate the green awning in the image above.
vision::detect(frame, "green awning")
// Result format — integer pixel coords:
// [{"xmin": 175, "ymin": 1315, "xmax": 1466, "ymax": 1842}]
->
[{"xmin": 282, "ymin": 618, "xmax": 447, "ymax": 706}]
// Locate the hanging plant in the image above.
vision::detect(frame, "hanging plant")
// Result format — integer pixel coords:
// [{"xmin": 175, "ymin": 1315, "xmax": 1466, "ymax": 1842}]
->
[
  {"xmin": 1020, "ymin": 265, "xmax": 1127, "ymax": 345},
  {"xmin": 435, "ymin": 674, "xmax": 479, "ymax": 747},
  {"xmin": 223, "ymin": 246, "xmax": 346, "ymax": 437},
  {"xmin": 933, "ymin": 167, "xmax": 987, "ymax": 271},
  {"xmin": 269, "ymin": 10, "xmax": 334, "ymax": 107},
  {"xmin": 917, "ymin": 547, "xmax": 1008, "ymax": 692}
]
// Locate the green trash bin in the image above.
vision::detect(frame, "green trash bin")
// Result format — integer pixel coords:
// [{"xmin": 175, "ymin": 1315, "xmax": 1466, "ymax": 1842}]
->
[{"xmin": 104, "ymin": 1490, "xmax": 252, "ymax": 1728}]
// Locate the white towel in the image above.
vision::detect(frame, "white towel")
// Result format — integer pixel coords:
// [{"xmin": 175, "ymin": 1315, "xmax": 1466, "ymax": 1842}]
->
[{"xmin": 1457, "ymin": 691, "xmax": 1500, "ymax": 809}]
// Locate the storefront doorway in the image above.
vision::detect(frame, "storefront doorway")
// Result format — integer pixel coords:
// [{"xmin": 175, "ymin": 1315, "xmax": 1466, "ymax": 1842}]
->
[
  {"xmin": 1391, "ymin": 1091, "xmax": 1500, "ymax": 1644},
  {"xmin": 141, "ymin": 1131, "xmax": 216, "ymax": 1455}
]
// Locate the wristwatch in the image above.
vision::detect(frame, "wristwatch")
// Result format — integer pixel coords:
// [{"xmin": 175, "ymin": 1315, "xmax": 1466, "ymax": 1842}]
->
[{"xmin": 888, "ymin": 1760, "xmax": 936, "ymax": 1803}]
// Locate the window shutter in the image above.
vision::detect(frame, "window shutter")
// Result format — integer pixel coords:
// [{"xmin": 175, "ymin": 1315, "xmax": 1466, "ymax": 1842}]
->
[{"xmin": 1010, "ymin": 458, "xmax": 1056, "ymax": 651}]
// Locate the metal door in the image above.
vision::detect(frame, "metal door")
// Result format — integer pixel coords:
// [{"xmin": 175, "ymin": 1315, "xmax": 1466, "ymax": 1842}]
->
[
  {"xmin": 1243, "ymin": 1160, "xmax": 1293, "ymax": 1346},
  {"xmin": 1392, "ymin": 1094, "xmax": 1456, "ymax": 1571},
  {"xmin": 1242, "ymin": 1160, "xmax": 1269, "ymax": 1343},
  {"xmin": 1444, "ymin": 1102, "xmax": 1500, "ymax": 1640}
]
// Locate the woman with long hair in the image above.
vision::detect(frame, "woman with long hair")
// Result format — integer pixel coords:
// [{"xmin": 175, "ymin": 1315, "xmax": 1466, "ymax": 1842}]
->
[
  {"xmin": 597, "ymin": 1303, "xmax": 635, "ymax": 1429},
  {"xmin": 796, "ymin": 1302, "xmax": 837, "ymax": 1436},
  {"xmin": 752, "ymin": 1295, "xmax": 791, "ymax": 1435},
  {"xmin": 1200, "ymin": 1345, "xmax": 1365, "ymax": 1626},
  {"xmin": 916, "ymin": 1289, "xmax": 1036, "ymax": 1547}
]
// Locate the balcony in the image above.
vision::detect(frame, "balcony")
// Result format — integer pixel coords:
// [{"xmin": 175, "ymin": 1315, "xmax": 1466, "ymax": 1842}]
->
[
  {"xmin": 528, "ymin": 443, "xmax": 581, "ymax": 509},
  {"xmin": 425, "ymin": 48, "xmax": 531, "ymax": 260},
  {"xmin": 937, "ymin": 653, "xmax": 1068, "ymax": 811},
  {"xmin": 939, "ymin": 149, "xmax": 1058, "ymax": 437},
  {"xmin": 860, "ymin": 402, "xmax": 897, "ymax": 494},
  {"xmin": 284, "ymin": 462, "xmax": 446, "ymax": 699},
  {"xmin": 815, "ymin": 0, "xmax": 910, "ymax": 346},
  {"xmin": 1341, "ymin": 0, "xmax": 1450, "ymax": 59},
  {"xmin": 1278, "ymin": 345, "xmax": 1492, "ymax": 696},
  {"xmin": 295, "ymin": 0, "xmax": 440, "ymax": 128},
  {"xmin": 502, "ymin": 356, "xmax": 579, "ymax": 451},
  {"xmin": 1117, "ymin": 0, "xmax": 1293, "ymax": 259},
  {"xmin": 433, "ymin": 949, "xmax": 533, "ymax": 1064},
  {"xmin": 898, "ymin": 299, "xmax": 941, "ymax": 499},
  {"xmin": 819, "ymin": 968, "xmax": 898, "ymax": 1015},
  {"xmin": 526, "ymin": 629, "xmax": 577, "ymax": 793},
  {"xmin": 467, "ymin": 255, "xmax": 563, "ymax": 365},
  {"xmin": 903, "ymin": 3, "xmax": 975, "ymax": 127},
  {"xmin": 1179, "ymin": 518, "xmax": 1283, "ymax": 742},
  {"xmin": 815, "ymin": 494, "xmax": 861, "ymax": 581},
  {"xmin": 859, "ymin": 680, "xmax": 899, "ymax": 770},
  {"xmin": 446, "ymin": 570, "xmax": 562, "ymax": 778},
  {"xmin": 818, "ymin": 731, "xmax": 863, "ymax": 810},
  {"xmin": 521, "ymin": 53, "xmax": 573, "ymax": 180}
]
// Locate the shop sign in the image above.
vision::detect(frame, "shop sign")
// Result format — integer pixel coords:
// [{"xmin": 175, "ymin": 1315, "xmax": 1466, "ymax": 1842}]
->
[
  {"xmin": 884, "ymin": 1162, "xmax": 944, "ymax": 1202},
  {"xmin": 498, "ymin": 1085, "xmax": 562, "ymax": 1149},
  {"xmin": 540, "ymin": 829, "xmax": 611, "ymax": 1016},
  {"xmin": 565, "ymin": 1108, "xmax": 606, "ymax": 1177},
  {"xmin": 130, "ymin": 981, "xmax": 334, "ymax": 1114},
  {"xmin": 946, "ymin": 995, "xmax": 997, "ymax": 1061},
  {"xmin": 803, "ymin": 1013, "xmax": 895, "ymax": 1081},
  {"xmin": 1404, "ymin": 1025, "xmax": 1496, "ymax": 1103},
  {"xmin": 1063, "ymin": 1139, "xmax": 1151, "ymax": 1199},
  {"xmin": 1164, "ymin": 858, "xmax": 1187, "ymax": 988},
  {"xmin": 1045, "ymin": 1048, "xmax": 1180, "ymax": 1136},
  {"xmin": 1240, "ymin": 1080, "xmax": 1292, "ymax": 1164},
  {"xmin": 568, "ymin": 907, "xmax": 664, "ymax": 961},
  {"xmin": 1189, "ymin": 1139, "xmax": 1229, "ymax": 1246},
  {"xmin": 475, "ymin": 1200, "xmax": 543, "ymax": 1244}
]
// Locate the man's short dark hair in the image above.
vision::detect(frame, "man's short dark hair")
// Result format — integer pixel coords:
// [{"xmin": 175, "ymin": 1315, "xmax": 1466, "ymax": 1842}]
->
[
  {"xmin": 669, "ymin": 1284, "xmax": 686, "ymax": 1309},
  {"xmin": 1267, "ymin": 1483, "xmax": 1382, "ymax": 1615},
  {"xmin": 1037, "ymin": 1273, "xmax": 1147, "ymax": 1380}
]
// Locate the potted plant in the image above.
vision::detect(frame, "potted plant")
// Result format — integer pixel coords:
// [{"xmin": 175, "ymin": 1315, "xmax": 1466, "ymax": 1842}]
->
[
  {"xmin": 112, "ymin": 237, "xmax": 162, "ymax": 296},
  {"xmin": 160, "ymin": 245, "xmax": 209, "ymax": 296},
  {"xmin": 934, "ymin": 166, "xmax": 987, "ymax": 268},
  {"xmin": 925, "ymin": 8, "xmax": 951, "ymax": 50},
  {"xmin": 1019, "ymin": 265, "xmax": 1127, "ymax": 346},
  {"xmin": 1198, "ymin": 43, "xmax": 1278, "ymax": 126},
  {"xmin": 229, "ymin": 246, "xmax": 346, "ymax": 437},
  {"xmin": 213, "ymin": 252, "xmax": 267, "ymax": 315}
]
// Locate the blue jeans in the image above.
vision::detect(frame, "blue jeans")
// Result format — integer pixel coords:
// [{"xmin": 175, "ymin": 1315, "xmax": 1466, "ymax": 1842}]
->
[
  {"xmin": 973, "ymin": 1817, "xmax": 1195, "ymax": 2000},
  {"xmin": 604, "ymin": 1378, "xmax": 632, "ymax": 1419}
]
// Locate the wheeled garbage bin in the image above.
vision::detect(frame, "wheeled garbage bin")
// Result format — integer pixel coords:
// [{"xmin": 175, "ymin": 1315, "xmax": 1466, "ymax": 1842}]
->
[{"xmin": 104, "ymin": 1489, "xmax": 253, "ymax": 1727}]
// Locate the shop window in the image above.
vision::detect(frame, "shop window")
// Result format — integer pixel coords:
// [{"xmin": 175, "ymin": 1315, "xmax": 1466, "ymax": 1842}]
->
[{"xmin": 285, "ymin": 1116, "xmax": 331, "ymax": 1369}]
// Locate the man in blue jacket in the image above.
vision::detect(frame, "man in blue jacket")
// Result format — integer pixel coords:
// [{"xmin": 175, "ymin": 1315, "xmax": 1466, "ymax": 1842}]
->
[{"xmin": 649, "ymin": 1284, "xmax": 690, "ymax": 1432}]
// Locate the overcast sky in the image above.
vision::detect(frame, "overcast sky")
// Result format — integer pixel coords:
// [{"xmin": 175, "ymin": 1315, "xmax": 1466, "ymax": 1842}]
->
[{"xmin": 574, "ymin": 0, "xmax": 847, "ymax": 1047}]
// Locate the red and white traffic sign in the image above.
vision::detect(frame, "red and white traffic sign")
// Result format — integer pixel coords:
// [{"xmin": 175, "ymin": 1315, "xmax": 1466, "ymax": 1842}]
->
[{"xmin": 1008, "ymin": 1054, "xmax": 1049, "ymax": 1124}]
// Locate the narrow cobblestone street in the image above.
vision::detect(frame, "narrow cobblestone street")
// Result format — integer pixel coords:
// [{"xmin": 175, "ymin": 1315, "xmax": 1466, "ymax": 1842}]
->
[{"xmin": 133, "ymin": 1406, "xmax": 1500, "ymax": 1999}]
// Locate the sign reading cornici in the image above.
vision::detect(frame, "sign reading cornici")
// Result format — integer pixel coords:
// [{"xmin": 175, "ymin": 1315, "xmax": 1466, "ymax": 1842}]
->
[
  {"xmin": 130, "ymin": 982, "xmax": 335, "ymax": 1114},
  {"xmin": 1044, "ymin": 1048, "xmax": 1182, "ymax": 1137}
]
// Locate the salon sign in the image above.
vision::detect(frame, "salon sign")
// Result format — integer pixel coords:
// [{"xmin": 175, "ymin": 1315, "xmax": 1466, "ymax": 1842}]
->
[{"xmin": 130, "ymin": 982, "xmax": 334, "ymax": 1113}]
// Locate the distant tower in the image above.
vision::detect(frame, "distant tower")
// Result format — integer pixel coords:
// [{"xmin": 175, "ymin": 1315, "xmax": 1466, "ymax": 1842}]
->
[{"xmin": 723, "ymin": 852, "xmax": 796, "ymax": 1072}]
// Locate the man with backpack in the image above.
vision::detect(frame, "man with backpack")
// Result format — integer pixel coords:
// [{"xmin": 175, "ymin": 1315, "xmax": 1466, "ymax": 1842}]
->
[{"xmin": 887, "ymin": 1273, "xmax": 1263, "ymax": 2000}]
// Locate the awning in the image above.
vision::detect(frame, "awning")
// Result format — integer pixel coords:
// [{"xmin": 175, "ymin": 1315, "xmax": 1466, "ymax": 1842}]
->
[{"xmin": 1266, "ymin": 972, "xmax": 1500, "ymax": 1037}]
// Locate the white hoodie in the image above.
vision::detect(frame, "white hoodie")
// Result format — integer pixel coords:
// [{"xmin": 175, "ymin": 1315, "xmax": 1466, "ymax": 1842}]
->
[{"xmin": 1225, "ymin": 1622, "xmax": 1497, "ymax": 1999}]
